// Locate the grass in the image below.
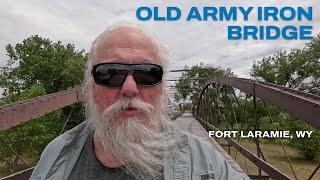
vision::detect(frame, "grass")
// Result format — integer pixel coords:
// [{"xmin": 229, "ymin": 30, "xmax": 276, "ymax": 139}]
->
[
  {"xmin": 0, "ymin": 156, "xmax": 39, "ymax": 178},
  {"xmin": 216, "ymin": 138, "xmax": 320, "ymax": 179}
]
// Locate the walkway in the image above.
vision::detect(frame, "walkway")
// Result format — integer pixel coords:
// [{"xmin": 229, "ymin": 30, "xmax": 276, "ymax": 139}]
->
[{"xmin": 173, "ymin": 111, "xmax": 244, "ymax": 173}]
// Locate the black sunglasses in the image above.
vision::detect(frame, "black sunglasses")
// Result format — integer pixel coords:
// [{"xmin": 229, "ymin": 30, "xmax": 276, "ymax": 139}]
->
[{"xmin": 91, "ymin": 62, "xmax": 163, "ymax": 87}]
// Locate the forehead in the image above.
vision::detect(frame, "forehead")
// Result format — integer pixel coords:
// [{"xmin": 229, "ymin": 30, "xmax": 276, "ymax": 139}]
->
[{"xmin": 93, "ymin": 27, "xmax": 160, "ymax": 65}]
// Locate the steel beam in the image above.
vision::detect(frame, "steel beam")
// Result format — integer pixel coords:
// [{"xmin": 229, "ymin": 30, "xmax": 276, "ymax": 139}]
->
[
  {"xmin": 196, "ymin": 116, "xmax": 291, "ymax": 180},
  {"xmin": 205, "ymin": 76, "xmax": 320, "ymax": 129},
  {"xmin": 0, "ymin": 88, "xmax": 83, "ymax": 131},
  {"xmin": 0, "ymin": 167, "xmax": 34, "ymax": 180}
]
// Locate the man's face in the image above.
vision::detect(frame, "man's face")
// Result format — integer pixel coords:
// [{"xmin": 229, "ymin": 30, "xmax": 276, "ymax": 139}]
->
[{"xmin": 91, "ymin": 27, "xmax": 163, "ymax": 121}]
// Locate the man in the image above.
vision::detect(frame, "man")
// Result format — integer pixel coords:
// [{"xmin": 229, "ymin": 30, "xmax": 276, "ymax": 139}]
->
[{"xmin": 30, "ymin": 22, "xmax": 249, "ymax": 180}]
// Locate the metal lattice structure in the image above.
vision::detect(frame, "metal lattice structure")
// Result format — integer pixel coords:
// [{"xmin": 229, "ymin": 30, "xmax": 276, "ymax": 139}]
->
[
  {"xmin": 195, "ymin": 76, "xmax": 320, "ymax": 179},
  {"xmin": 0, "ymin": 71, "xmax": 319, "ymax": 179}
]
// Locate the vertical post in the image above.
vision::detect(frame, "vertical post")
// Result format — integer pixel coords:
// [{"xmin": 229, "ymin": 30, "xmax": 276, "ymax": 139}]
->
[
  {"xmin": 204, "ymin": 89, "xmax": 208, "ymax": 122},
  {"xmin": 253, "ymin": 81, "xmax": 262, "ymax": 178},
  {"xmin": 308, "ymin": 164, "xmax": 320, "ymax": 180}
]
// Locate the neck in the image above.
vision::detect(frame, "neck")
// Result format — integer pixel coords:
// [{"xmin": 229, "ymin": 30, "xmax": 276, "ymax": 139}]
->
[{"xmin": 93, "ymin": 131, "xmax": 124, "ymax": 168}]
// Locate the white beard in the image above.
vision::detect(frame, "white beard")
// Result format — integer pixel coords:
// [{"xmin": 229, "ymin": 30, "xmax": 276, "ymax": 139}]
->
[{"xmin": 86, "ymin": 96, "xmax": 182, "ymax": 180}]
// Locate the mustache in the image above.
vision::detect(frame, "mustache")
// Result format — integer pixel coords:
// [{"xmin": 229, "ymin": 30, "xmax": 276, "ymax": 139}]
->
[{"xmin": 102, "ymin": 97, "xmax": 154, "ymax": 119}]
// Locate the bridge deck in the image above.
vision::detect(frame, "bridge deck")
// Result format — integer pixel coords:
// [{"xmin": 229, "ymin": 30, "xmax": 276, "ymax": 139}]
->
[{"xmin": 173, "ymin": 112, "xmax": 244, "ymax": 173}]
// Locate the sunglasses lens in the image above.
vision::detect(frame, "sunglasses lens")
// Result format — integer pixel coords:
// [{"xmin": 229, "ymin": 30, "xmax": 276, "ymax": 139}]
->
[
  {"xmin": 93, "ymin": 64, "xmax": 127, "ymax": 87},
  {"xmin": 134, "ymin": 64, "xmax": 163, "ymax": 86},
  {"xmin": 92, "ymin": 63, "xmax": 163, "ymax": 87}
]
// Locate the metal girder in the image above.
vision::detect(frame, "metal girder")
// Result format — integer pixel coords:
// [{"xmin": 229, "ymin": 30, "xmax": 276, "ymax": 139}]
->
[
  {"xmin": 196, "ymin": 116, "xmax": 291, "ymax": 180},
  {"xmin": 205, "ymin": 76, "xmax": 320, "ymax": 129},
  {"xmin": 0, "ymin": 167, "xmax": 34, "ymax": 180},
  {"xmin": 0, "ymin": 88, "xmax": 83, "ymax": 131}
]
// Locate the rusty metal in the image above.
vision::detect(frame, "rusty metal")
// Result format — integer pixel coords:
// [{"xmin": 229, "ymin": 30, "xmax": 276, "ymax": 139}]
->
[
  {"xmin": 196, "ymin": 84, "xmax": 211, "ymax": 116},
  {"xmin": 195, "ymin": 76, "xmax": 318, "ymax": 178},
  {"xmin": 203, "ymin": 76, "xmax": 320, "ymax": 129},
  {"xmin": 0, "ymin": 138, "xmax": 29, "ymax": 168},
  {"xmin": 259, "ymin": 80, "xmax": 320, "ymax": 102},
  {"xmin": 263, "ymin": 102, "xmax": 298, "ymax": 180},
  {"xmin": 234, "ymin": 138, "xmax": 250, "ymax": 175},
  {"xmin": 253, "ymin": 84, "xmax": 263, "ymax": 178},
  {"xmin": 59, "ymin": 107, "xmax": 74, "ymax": 135},
  {"xmin": 196, "ymin": 116, "xmax": 291, "ymax": 180},
  {"xmin": 0, "ymin": 87, "xmax": 83, "ymax": 132},
  {"xmin": 0, "ymin": 73, "xmax": 319, "ymax": 179},
  {"xmin": 308, "ymin": 164, "xmax": 320, "ymax": 180},
  {"xmin": 0, "ymin": 167, "xmax": 34, "ymax": 180}
]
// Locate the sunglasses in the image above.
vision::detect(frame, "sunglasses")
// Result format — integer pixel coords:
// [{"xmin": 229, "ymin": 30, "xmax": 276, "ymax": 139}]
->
[{"xmin": 91, "ymin": 62, "xmax": 163, "ymax": 87}]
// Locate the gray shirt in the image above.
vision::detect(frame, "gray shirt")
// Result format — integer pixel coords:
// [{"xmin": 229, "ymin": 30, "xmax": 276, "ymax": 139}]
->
[
  {"xmin": 31, "ymin": 121, "xmax": 250, "ymax": 180},
  {"xmin": 68, "ymin": 132, "xmax": 136, "ymax": 180}
]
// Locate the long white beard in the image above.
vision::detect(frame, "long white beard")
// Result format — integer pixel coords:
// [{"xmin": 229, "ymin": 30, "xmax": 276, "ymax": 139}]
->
[{"xmin": 86, "ymin": 96, "xmax": 182, "ymax": 180}]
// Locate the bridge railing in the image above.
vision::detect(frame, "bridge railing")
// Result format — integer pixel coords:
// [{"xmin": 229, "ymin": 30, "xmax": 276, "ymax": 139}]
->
[
  {"xmin": 195, "ymin": 76, "xmax": 320, "ymax": 179},
  {"xmin": 196, "ymin": 76, "xmax": 320, "ymax": 129},
  {"xmin": 1, "ymin": 75, "xmax": 319, "ymax": 179},
  {"xmin": 0, "ymin": 69, "xmax": 201, "ymax": 179},
  {"xmin": 0, "ymin": 87, "xmax": 83, "ymax": 132},
  {"xmin": 0, "ymin": 87, "xmax": 83, "ymax": 179}
]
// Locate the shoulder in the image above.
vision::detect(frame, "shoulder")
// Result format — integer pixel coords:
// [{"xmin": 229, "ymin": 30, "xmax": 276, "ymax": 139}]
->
[
  {"xmin": 30, "ymin": 121, "xmax": 92, "ymax": 180},
  {"xmin": 42, "ymin": 121, "xmax": 91, "ymax": 158},
  {"xmin": 185, "ymin": 134, "xmax": 249, "ymax": 180}
]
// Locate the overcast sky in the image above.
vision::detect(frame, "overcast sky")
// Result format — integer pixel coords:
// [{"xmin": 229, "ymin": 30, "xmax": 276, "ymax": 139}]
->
[{"xmin": 1, "ymin": 0, "xmax": 319, "ymax": 96}]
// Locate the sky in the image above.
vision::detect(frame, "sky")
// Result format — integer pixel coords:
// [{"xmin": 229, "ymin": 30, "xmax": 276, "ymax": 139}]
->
[{"xmin": 0, "ymin": 0, "xmax": 319, "ymax": 96}]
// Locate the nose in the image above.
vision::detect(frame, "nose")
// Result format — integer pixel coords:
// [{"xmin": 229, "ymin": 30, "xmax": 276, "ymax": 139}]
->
[{"xmin": 120, "ymin": 74, "xmax": 139, "ymax": 97}]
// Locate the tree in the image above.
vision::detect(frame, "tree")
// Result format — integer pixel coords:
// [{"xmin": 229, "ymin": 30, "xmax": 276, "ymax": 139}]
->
[
  {"xmin": 174, "ymin": 63, "xmax": 241, "ymax": 128},
  {"xmin": 0, "ymin": 35, "xmax": 88, "ymax": 174},
  {"xmin": 174, "ymin": 63, "xmax": 234, "ymax": 105},
  {"xmin": 0, "ymin": 35, "xmax": 87, "ymax": 96},
  {"xmin": 0, "ymin": 84, "xmax": 63, "ymax": 173},
  {"xmin": 251, "ymin": 34, "xmax": 320, "ymax": 161},
  {"xmin": 0, "ymin": 35, "xmax": 88, "ymax": 126},
  {"xmin": 251, "ymin": 34, "xmax": 320, "ymax": 95}
]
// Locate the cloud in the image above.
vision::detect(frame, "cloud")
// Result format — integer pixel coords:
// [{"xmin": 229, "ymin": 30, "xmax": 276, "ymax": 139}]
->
[{"xmin": 0, "ymin": 0, "xmax": 319, "ymax": 79}]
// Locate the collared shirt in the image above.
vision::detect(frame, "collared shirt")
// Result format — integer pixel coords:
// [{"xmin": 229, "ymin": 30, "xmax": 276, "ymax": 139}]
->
[{"xmin": 30, "ymin": 121, "xmax": 250, "ymax": 180}]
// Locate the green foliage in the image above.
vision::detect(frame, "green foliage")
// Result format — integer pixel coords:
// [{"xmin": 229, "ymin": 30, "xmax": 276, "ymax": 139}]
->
[
  {"xmin": 0, "ymin": 35, "xmax": 87, "ymax": 95},
  {"xmin": 0, "ymin": 34, "xmax": 87, "ymax": 127},
  {"xmin": 0, "ymin": 35, "xmax": 88, "ymax": 173},
  {"xmin": 282, "ymin": 114, "xmax": 320, "ymax": 161},
  {"xmin": 251, "ymin": 34, "xmax": 320, "ymax": 161},
  {"xmin": 174, "ymin": 62, "xmax": 234, "ymax": 105},
  {"xmin": 251, "ymin": 35, "xmax": 320, "ymax": 95},
  {"xmin": 0, "ymin": 84, "xmax": 45, "ymax": 105},
  {"xmin": 174, "ymin": 63, "xmax": 240, "ymax": 129},
  {"xmin": 182, "ymin": 35, "xmax": 320, "ymax": 162},
  {"xmin": 0, "ymin": 84, "xmax": 63, "ymax": 172}
]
